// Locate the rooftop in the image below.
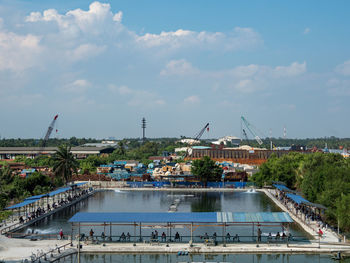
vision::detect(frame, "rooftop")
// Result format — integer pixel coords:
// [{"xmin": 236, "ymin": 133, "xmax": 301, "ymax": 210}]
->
[{"xmin": 69, "ymin": 212, "xmax": 293, "ymax": 224}]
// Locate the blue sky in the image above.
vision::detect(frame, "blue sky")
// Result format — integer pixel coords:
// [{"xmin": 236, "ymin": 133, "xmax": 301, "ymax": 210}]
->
[{"xmin": 0, "ymin": 1, "xmax": 350, "ymax": 139}]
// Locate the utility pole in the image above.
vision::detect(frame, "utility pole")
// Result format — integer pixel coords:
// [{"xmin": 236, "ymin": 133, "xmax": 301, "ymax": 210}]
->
[{"xmin": 142, "ymin": 117, "xmax": 146, "ymax": 142}]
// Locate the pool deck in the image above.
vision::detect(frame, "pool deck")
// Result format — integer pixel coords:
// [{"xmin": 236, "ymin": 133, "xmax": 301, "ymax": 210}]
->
[
  {"xmin": 0, "ymin": 187, "xmax": 348, "ymax": 261},
  {"xmin": 79, "ymin": 241, "xmax": 350, "ymax": 254}
]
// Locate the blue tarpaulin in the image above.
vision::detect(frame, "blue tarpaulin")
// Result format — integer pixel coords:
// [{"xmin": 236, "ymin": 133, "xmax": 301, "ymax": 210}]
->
[
  {"xmin": 69, "ymin": 212, "xmax": 293, "ymax": 223},
  {"xmin": 48, "ymin": 187, "xmax": 71, "ymax": 197},
  {"xmin": 75, "ymin": 182, "xmax": 87, "ymax": 187},
  {"xmin": 5, "ymin": 199, "xmax": 38, "ymax": 210},
  {"xmin": 286, "ymin": 193, "xmax": 312, "ymax": 205},
  {"xmin": 6, "ymin": 183, "xmax": 86, "ymax": 210},
  {"xmin": 273, "ymin": 184, "xmax": 291, "ymax": 192},
  {"xmin": 24, "ymin": 193, "xmax": 49, "ymax": 201}
]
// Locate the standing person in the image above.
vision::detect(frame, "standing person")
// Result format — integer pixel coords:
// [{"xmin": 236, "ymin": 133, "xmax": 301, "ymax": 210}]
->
[
  {"xmin": 89, "ymin": 229, "xmax": 94, "ymax": 240},
  {"xmin": 59, "ymin": 229, "xmax": 64, "ymax": 240},
  {"xmin": 257, "ymin": 228, "xmax": 262, "ymax": 242},
  {"xmin": 318, "ymin": 228, "xmax": 323, "ymax": 238},
  {"xmin": 161, "ymin": 232, "xmax": 166, "ymax": 242}
]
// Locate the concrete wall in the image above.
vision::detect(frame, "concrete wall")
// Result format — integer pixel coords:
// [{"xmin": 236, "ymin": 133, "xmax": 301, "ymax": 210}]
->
[{"xmin": 74, "ymin": 180, "xmax": 128, "ymax": 188}]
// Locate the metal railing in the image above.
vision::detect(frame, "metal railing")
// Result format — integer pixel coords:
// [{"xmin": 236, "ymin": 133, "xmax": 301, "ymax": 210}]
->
[
  {"xmin": 28, "ymin": 242, "xmax": 73, "ymax": 263},
  {"xmin": 75, "ymin": 234, "xmax": 310, "ymax": 245}
]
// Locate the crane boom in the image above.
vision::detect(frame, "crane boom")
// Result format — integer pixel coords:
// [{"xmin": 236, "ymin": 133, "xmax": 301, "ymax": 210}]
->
[
  {"xmin": 194, "ymin": 123, "xmax": 209, "ymax": 141},
  {"xmin": 241, "ymin": 116, "xmax": 263, "ymax": 145},
  {"xmin": 39, "ymin": 114, "xmax": 58, "ymax": 153},
  {"xmin": 183, "ymin": 123, "xmax": 209, "ymax": 159}
]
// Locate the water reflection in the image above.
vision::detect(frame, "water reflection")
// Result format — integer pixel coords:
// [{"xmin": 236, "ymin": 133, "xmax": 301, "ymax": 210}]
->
[
  {"xmin": 21, "ymin": 190, "xmax": 308, "ymax": 240},
  {"xmin": 75, "ymin": 253, "xmax": 337, "ymax": 263},
  {"xmin": 191, "ymin": 192, "xmax": 221, "ymax": 212}
]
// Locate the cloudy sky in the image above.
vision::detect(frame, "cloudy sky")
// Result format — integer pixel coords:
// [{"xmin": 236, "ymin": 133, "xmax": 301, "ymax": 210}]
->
[{"xmin": 0, "ymin": 0, "xmax": 350, "ymax": 139}]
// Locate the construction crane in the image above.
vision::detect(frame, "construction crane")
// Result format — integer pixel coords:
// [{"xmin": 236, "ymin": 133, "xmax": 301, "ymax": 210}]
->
[
  {"xmin": 38, "ymin": 114, "xmax": 58, "ymax": 155},
  {"xmin": 242, "ymin": 128, "xmax": 249, "ymax": 143},
  {"xmin": 241, "ymin": 116, "xmax": 263, "ymax": 145},
  {"xmin": 183, "ymin": 123, "xmax": 209, "ymax": 158},
  {"xmin": 193, "ymin": 123, "xmax": 210, "ymax": 141}
]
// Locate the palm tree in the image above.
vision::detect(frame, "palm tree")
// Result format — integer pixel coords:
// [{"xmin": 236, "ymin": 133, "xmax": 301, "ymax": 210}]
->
[{"xmin": 52, "ymin": 145, "xmax": 78, "ymax": 184}]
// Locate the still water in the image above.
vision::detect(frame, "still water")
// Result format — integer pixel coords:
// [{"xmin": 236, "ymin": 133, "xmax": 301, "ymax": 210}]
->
[
  {"xmin": 72, "ymin": 253, "xmax": 347, "ymax": 263},
  {"xmin": 24, "ymin": 190, "xmax": 307, "ymax": 241}
]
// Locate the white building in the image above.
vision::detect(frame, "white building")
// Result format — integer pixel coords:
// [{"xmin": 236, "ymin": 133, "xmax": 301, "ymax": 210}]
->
[{"xmin": 212, "ymin": 136, "xmax": 241, "ymax": 146}]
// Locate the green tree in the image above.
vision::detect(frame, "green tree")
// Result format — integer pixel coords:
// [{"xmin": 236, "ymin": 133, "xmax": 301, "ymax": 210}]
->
[
  {"xmin": 336, "ymin": 194, "xmax": 350, "ymax": 232},
  {"xmin": 191, "ymin": 156, "xmax": 223, "ymax": 186},
  {"xmin": 52, "ymin": 145, "xmax": 78, "ymax": 184}
]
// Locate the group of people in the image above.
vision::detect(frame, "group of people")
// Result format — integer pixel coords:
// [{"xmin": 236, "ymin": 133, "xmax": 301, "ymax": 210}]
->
[
  {"xmin": 18, "ymin": 188, "xmax": 92, "ymax": 226},
  {"xmin": 274, "ymin": 189, "xmax": 326, "ymax": 233},
  {"xmin": 119, "ymin": 232, "xmax": 131, "ymax": 241},
  {"xmin": 267, "ymin": 231, "xmax": 292, "ymax": 242}
]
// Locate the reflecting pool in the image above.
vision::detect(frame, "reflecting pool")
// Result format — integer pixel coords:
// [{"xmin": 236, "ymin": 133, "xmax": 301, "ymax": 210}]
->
[
  {"xmin": 23, "ymin": 190, "xmax": 308, "ymax": 242},
  {"xmin": 72, "ymin": 253, "xmax": 346, "ymax": 263}
]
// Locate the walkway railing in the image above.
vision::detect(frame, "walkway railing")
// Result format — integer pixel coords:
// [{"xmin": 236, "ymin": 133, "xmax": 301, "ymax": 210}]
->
[
  {"xmin": 29, "ymin": 242, "xmax": 73, "ymax": 263},
  {"xmin": 75, "ymin": 234, "xmax": 311, "ymax": 245},
  {"xmin": 4, "ymin": 232, "xmax": 313, "ymax": 244},
  {"xmin": 1, "ymin": 190, "xmax": 94, "ymax": 236}
]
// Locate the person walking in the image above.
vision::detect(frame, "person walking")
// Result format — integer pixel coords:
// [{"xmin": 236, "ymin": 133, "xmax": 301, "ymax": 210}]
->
[{"xmin": 59, "ymin": 229, "xmax": 64, "ymax": 240}]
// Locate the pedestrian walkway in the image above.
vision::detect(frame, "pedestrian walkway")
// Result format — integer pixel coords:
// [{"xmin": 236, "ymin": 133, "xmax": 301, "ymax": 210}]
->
[{"xmin": 262, "ymin": 189, "xmax": 340, "ymax": 243}]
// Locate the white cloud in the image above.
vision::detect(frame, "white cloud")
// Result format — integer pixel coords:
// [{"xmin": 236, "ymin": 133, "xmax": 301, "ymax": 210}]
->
[
  {"xmin": 113, "ymin": 11, "xmax": 123, "ymax": 22},
  {"xmin": 108, "ymin": 84, "xmax": 165, "ymax": 107},
  {"xmin": 109, "ymin": 84, "xmax": 133, "ymax": 95},
  {"xmin": 66, "ymin": 43, "xmax": 106, "ymax": 62},
  {"xmin": 273, "ymin": 61, "xmax": 306, "ymax": 77},
  {"xmin": 160, "ymin": 59, "xmax": 199, "ymax": 76},
  {"xmin": 184, "ymin": 95, "xmax": 200, "ymax": 104},
  {"xmin": 234, "ymin": 79, "xmax": 253, "ymax": 92},
  {"xmin": 160, "ymin": 60, "xmax": 307, "ymax": 93},
  {"xmin": 0, "ymin": 30, "xmax": 42, "ymax": 71},
  {"xmin": 136, "ymin": 27, "xmax": 262, "ymax": 51},
  {"xmin": 327, "ymin": 78, "xmax": 350, "ymax": 96},
  {"xmin": 303, "ymin": 28, "xmax": 310, "ymax": 35},
  {"xmin": 335, "ymin": 60, "xmax": 350, "ymax": 76},
  {"xmin": 26, "ymin": 2, "xmax": 121, "ymax": 36},
  {"xmin": 62, "ymin": 79, "xmax": 91, "ymax": 93}
]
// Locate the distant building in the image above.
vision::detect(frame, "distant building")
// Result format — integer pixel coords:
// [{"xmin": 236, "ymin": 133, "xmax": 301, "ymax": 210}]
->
[
  {"xmin": 178, "ymin": 138, "xmax": 200, "ymax": 145},
  {"xmin": 0, "ymin": 146, "xmax": 115, "ymax": 159},
  {"xmin": 82, "ymin": 140, "xmax": 118, "ymax": 147},
  {"xmin": 212, "ymin": 136, "xmax": 241, "ymax": 146}
]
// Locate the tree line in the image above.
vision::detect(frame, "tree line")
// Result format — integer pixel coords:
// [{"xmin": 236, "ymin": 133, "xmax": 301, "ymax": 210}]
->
[
  {"xmin": 0, "ymin": 145, "xmax": 78, "ymax": 220},
  {"xmin": 2, "ymin": 136, "xmax": 350, "ymax": 149},
  {"xmin": 251, "ymin": 152, "xmax": 350, "ymax": 232}
]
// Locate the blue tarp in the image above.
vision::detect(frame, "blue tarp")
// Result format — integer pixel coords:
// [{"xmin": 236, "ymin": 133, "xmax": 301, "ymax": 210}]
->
[
  {"xmin": 5, "ymin": 199, "xmax": 38, "ymax": 210},
  {"xmin": 48, "ymin": 187, "xmax": 71, "ymax": 197},
  {"xmin": 75, "ymin": 182, "xmax": 87, "ymax": 187},
  {"xmin": 24, "ymin": 193, "xmax": 49, "ymax": 201},
  {"xmin": 273, "ymin": 184, "xmax": 291, "ymax": 192},
  {"xmin": 286, "ymin": 193, "xmax": 311, "ymax": 205},
  {"xmin": 69, "ymin": 212, "xmax": 293, "ymax": 223},
  {"xmin": 6, "ymin": 184, "xmax": 85, "ymax": 210}
]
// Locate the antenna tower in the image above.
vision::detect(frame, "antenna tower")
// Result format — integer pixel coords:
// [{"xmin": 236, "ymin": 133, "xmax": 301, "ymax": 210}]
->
[
  {"xmin": 283, "ymin": 126, "xmax": 287, "ymax": 139},
  {"xmin": 142, "ymin": 117, "xmax": 146, "ymax": 142}
]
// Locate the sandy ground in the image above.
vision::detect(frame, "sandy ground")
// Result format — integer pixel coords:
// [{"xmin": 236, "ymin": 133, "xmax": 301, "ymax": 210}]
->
[{"xmin": 0, "ymin": 234, "xmax": 69, "ymax": 261}]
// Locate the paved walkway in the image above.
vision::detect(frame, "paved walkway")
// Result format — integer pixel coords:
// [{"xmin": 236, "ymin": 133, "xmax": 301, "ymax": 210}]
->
[
  {"xmin": 261, "ymin": 189, "xmax": 340, "ymax": 243},
  {"xmin": 79, "ymin": 241, "xmax": 350, "ymax": 254}
]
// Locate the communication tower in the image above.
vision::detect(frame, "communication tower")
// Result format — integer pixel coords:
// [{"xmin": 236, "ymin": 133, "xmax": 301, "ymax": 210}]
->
[{"xmin": 142, "ymin": 117, "xmax": 146, "ymax": 142}]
